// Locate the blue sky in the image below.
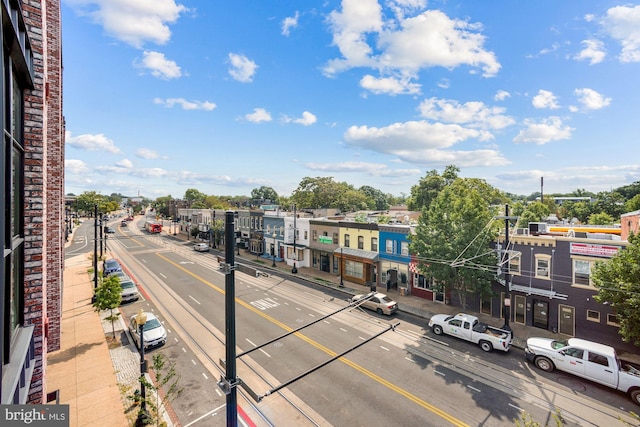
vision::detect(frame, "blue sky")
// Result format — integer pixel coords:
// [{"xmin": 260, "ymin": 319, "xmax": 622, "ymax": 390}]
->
[{"xmin": 62, "ymin": 0, "xmax": 640, "ymax": 201}]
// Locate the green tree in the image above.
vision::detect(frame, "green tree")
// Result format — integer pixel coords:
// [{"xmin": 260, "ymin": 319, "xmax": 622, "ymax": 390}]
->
[
  {"xmin": 587, "ymin": 211, "xmax": 615, "ymax": 225},
  {"xmin": 410, "ymin": 178, "xmax": 499, "ymax": 310},
  {"xmin": 407, "ymin": 169, "xmax": 446, "ymax": 211},
  {"xmin": 592, "ymin": 234, "xmax": 640, "ymax": 347},
  {"xmin": 251, "ymin": 186, "xmax": 279, "ymax": 204},
  {"xmin": 92, "ymin": 275, "xmax": 122, "ymax": 339},
  {"xmin": 184, "ymin": 188, "xmax": 206, "ymax": 206},
  {"xmin": 518, "ymin": 201, "xmax": 551, "ymax": 226},
  {"xmin": 137, "ymin": 353, "xmax": 183, "ymax": 426},
  {"xmin": 624, "ymin": 194, "xmax": 640, "ymax": 213},
  {"xmin": 594, "ymin": 191, "xmax": 625, "ymax": 219},
  {"xmin": 563, "ymin": 201, "xmax": 593, "ymax": 223},
  {"xmin": 291, "ymin": 176, "xmax": 341, "ymax": 209},
  {"xmin": 359, "ymin": 185, "xmax": 390, "ymax": 210},
  {"xmin": 204, "ymin": 195, "xmax": 231, "ymax": 209},
  {"xmin": 75, "ymin": 191, "xmax": 109, "ymax": 216}
]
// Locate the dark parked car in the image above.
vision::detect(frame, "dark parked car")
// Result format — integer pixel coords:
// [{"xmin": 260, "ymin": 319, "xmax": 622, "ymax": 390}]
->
[
  {"xmin": 103, "ymin": 259, "xmax": 122, "ymax": 276},
  {"xmin": 105, "ymin": 227, "xmax": 116, "ymax": 234}
]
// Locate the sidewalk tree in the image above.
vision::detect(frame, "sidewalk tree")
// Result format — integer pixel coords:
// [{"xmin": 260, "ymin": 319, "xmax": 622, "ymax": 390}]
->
[
  {"xmin": 92, "ymin": 275, "xmax": 122, "ymax": 339},
  {"xmin": 592, "ymin": 234, "xmax": 640, "ymax": 347},
  {"xmin": 136, "ymin": 353, "xmax": 183, "ymax": 426},
  {"xmin": 410, "ymin": 177, "xmax": 500, "ymax": 310}
]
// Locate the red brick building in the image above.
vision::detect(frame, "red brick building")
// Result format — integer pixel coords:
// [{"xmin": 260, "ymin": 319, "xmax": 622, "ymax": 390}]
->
[{"xmin": 1, "ymin": 0, "xmax": 63, "ymax": 404}]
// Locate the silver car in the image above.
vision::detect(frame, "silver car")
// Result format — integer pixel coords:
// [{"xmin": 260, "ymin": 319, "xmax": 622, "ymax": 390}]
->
[
  {"xmin": 351, "ymin": 292, "xmax": 398, "ymax": 315},
  {"xmin": 129, "ymin": 312, "xmax": 167, "ymax": 350},
  {"xmin": 118, "ymin": 276, "xmax": 139, "ymax": 303}
]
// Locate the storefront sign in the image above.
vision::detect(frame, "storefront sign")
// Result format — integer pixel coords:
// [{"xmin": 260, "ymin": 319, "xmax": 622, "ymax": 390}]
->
[
  {"xmin": 570, "ymin": 242, "xmax": 621, "ymax": 258},
  {"xmin": 318, "ymin": 236, "xmax": 333, "ymax": 244}
]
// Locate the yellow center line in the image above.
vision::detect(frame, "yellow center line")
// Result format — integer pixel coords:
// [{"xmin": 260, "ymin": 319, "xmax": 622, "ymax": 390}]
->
[{"xmin": 157, "ymin": 253, "xmax": 469, "ymax": 427}]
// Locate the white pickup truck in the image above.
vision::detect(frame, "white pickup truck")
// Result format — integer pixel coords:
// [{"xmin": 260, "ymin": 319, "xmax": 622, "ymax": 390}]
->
[
  {"xmin": 428, "ymin": 313, "xmax": 513, "ymax": 352},
  {"xmin": 525, "ymin": 337, "xmax": 640, "ymax": 405}
]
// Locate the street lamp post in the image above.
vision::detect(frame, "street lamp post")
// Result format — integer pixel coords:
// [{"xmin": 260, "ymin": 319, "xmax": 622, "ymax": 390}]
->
[
  {"xmin": 291, "ymin": 204, "xmax": 297, "ymax": 274},
  {"xmin": 272, "ymin": 232, "xmax": 277, "ymax": 267},
  {"xmin": 135, "ymin": 309, "xmax": 149, "ymax": 426},
  {"xmin": 339, "ymin": 247, "xmax": 344, "ymax": 287}
]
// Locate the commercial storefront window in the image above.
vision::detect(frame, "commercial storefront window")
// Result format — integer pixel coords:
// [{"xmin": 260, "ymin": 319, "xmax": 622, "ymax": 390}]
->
[{"xmin": 345, "ymin": 260, "xmax": 363, "ymax": 279}]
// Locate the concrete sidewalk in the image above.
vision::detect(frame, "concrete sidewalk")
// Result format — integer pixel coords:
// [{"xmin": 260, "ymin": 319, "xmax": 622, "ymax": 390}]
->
[{"xmin": 47, "ymin": 252, "xmax": 130, "ymax": 427}]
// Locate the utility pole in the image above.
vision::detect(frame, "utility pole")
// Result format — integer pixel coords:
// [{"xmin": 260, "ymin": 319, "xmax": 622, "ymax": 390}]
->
[
  {"xmin": 219, "ymin": 211, "xmax": 238, "ymax": 426},
  {"xmin": 93, "ymin": 204, "xmax": 98, "ymax": 299},
  {"xmin": 501, "ymin": 204, "xmax": 516, "ymax": 334}
]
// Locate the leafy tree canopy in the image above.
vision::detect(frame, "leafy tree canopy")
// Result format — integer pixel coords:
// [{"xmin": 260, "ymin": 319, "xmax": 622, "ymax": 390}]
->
[
  {"xmin": 587, "ymin": 211, "xmax": 615, "ymax": 225},
  {"xmin": 592, "ymin": 234, "xmax": 640, "ymax": 347},
  {"xmin": 251, "ymin": 186, "xmax": 279, "ymax": 204},
  {"xmin": 410, "ymin": 177, "xmax": 500, "ymax": 309},
  {"xmin": 184, "ymin": 188, "xmax": 206, "ymax": 205},
  {"xmin": 518, "ymin": 201, "xmax": 551, "ymax": 226}
]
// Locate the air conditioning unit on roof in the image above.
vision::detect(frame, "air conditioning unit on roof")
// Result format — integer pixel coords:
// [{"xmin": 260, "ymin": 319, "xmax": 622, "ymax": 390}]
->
[{"xmin": 528, "ymin": 222, "xmax": 548, "ymax": 235}]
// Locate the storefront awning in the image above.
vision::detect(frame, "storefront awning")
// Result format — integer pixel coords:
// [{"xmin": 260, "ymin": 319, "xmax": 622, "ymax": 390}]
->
[{"xmin": 333, "ymin": 247, "xmax": 379, "ymax": 262}]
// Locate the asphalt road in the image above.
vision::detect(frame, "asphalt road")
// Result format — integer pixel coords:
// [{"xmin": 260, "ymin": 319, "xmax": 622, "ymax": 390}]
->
[{"xmin": 75, "ymin": 214, "xmax": 639, "ymax": 427}]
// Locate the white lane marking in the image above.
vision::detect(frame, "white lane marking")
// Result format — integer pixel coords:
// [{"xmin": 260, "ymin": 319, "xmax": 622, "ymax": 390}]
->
[
  {"xmin": 202, "ymin": 372, "xmax": 209, "ymax": 380},
  {"xmin": 380, "ymin": 346, "xmax": 390, "ymax": 351},
  {"xmin": 191, "ymin": 360, "xmax": 196, "ymax": 365},
  {"xmin": 160, "ymin": 273, "xmax": 167, "ymax": 279},
  {"xmin": 405, "ymin": 357, "xmax": 416, "ymax": 363},
  {"xmin": 467, "ymin": 385, "xmax": 481, "ymax": 393},
  {"xmin": 189, "ymin": 295, "xmax": 201, "ymax": 305},
  {"xmin": 434, "ymin": 370, "xmax": 445, "ymax": 376},
  {"xmin": 508, "ymin": 403, "xmax": 524, "ymax": 412},
  {"xmin": 340, "ymin": 328, "xmax": 348, "ymax": 333}
]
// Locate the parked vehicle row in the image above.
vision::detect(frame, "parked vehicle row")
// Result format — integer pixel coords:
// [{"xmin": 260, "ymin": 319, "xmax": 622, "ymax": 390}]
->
[
  {"xmin": 101, "ymin": 258, "xmax": 139, "ymax": 303},
  {"xmin": 101, "ymin": 258, "xmax": 166, "ymax": 350}
]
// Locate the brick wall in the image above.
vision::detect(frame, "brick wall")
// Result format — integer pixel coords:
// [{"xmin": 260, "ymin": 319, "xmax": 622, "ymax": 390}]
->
[{"xmin": 21, "ymin": 0, "xmax": 63, "ymax": 404}]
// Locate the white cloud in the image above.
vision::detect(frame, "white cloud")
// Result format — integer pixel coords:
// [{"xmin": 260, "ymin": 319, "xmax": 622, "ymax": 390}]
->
[
  {"xmin": 228, "ymin": 53, "xmax": 258, "ymax": 83},
  {"xmin": 324, "ymin": 2, "xmax": 500, "ymax": 80},
  {"xmin": 601, "ymin": 5, "xmax": 640, "ymax": 63},
  {"xmin": 66, "ymin": 131, "xmax": 121, "ymax": 153},
  {"xmin": 283, "ymin": 111, "xmax": 317, "ymax": 126},
  {"xmin": 136, "ymin": 148, "xmax": 159, "ymax": 159},
  {"xmin": 138, "ymin": 51, "xmax": 182, "ymax": 79},
  {"xmin": 281, "ymin": 11, "xmax": 299, "ymax": 36},
  {"xmin": 66, "ymin": 0, "xmax": 187, "ymax": 48},
  {"xmin": 304, "ymin": 161, "xmax": 420, "ymax": 177},
  {"xmin": 418, "ymin": 97, "xmax": 515, "ymax": 130},
  {"xmin": 153, "ymin": 97, "xmax": 216, "ymax": 110},
  {"xmin": 244, "ymin": 108, "xmax": 272, "ymax": 123},
  {"xmin": 115, "ymin": 158, "xmax": 133, "ymax": 168},
  {"xmin": 573, "ymin": 88, "xmax": 612, "ymax": 110},
  {"xmin": 513, "ymin": 117, "xmax": 573, "ymax": 145},
  {"xmin": 574, "ymin": 39, "xmax": 606, "ymax": 65},
  {"xmin": 343, "ymin": 120, "xmax": 509, "ymax": 167},
  {"xmin": 532, "ymin": 90, "xmax": 560, "ymax": 109},
  {"xmin": 360, "ymin": 74, "xmax": 421, "ymax": 95},
  {"xmin": 494, "ymin": 90, "xmax": 511, "ymax": 101},
  {"xmin": 65, "ymin": 159, "xmax": 90, "ymax": 174}
]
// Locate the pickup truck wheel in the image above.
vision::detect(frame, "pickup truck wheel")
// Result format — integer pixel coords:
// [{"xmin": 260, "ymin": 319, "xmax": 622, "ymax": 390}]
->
[
  {"xmin": 630, "ymin": 389, "xmax": 640, "ymax": 405},
  {"xmin": 479, "ymin": 340, "xmax": 493, "ymax": 352},
  {"xmin": 535, "ymin": 356, "xmax": 554, "ymax": 372},
  {"xmin": 432, "ymin": 325, "xmax": 443, "ymax": 335}
]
